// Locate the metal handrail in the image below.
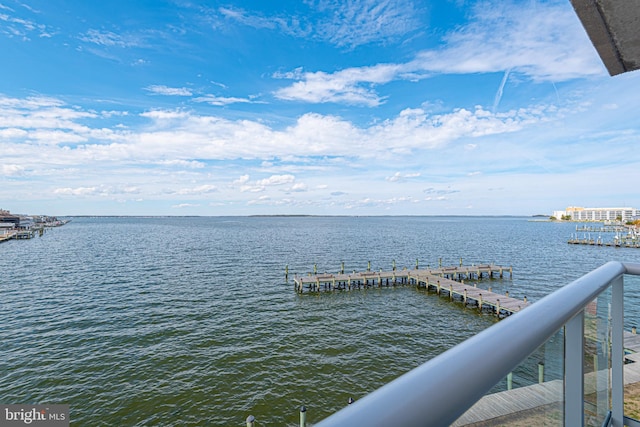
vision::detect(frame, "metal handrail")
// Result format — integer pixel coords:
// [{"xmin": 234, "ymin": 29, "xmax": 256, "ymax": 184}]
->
[{"xmin": 315, "ymin": 261, "xmax": 640, "ymax": 427}]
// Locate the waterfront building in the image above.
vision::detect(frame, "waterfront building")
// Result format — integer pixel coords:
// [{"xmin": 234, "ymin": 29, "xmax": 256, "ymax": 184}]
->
[
  {"xmin": 553, "ymin": 206, "xmax": 639, "ymax": 222},
  {"xmin": 0, "ymin": 210, "xmax": 20, "ymax": 226}
]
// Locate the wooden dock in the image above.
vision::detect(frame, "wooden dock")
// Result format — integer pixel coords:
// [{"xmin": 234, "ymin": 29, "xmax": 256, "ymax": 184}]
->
[
  {"xmin": 0, "ymin": 229, "xmax": 40, "ymax": 242},
  {"xmin": 568, "ymin": 237, "xmax": 640, "ymax": 248},
  {"xmin": 293, "ymin": 264, "xmax": 528, "ymax": 317}
]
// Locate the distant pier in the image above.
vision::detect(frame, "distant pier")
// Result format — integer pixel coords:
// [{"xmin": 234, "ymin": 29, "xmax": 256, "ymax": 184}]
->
[
  {"xmin": 292, "ymin": 264, "xmax": 527, "ymax": 317},
  {"xmin": 0, "ymin": 229, "xmax": 40, "ymax": 242},
  {"xmin": 568, "ymin": 237, "xmax": 640, "ymax": 248},
  {"xmin": 568, "ymin": 225, "xmax": 640, "ymax": 248},
  {"xmin": 0, "ymin": 219, "xmax": 70, "ymax": 243}
]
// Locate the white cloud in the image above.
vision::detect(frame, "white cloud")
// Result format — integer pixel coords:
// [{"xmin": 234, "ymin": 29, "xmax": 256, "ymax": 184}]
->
[
  {"xmin": 2, "ymin": 164, "xmax": 26, "ymax": 176},
  {"xmin": 80, "ymin": 29, "xmax": 142, "ymax": 48},
  {"xmin": 273, "ymin": 1, "xmax": 604, "ymax": 106},
  {"xmin": 145, "ymin": 85, "xmax": 193, "ymax": 96},
  {"xmin": 193, "ymin": 95, "xmax": 254, "ymax": 106},
  {"xmin": 233, "ymin": 175, "xmax": 250, "ymax": 185},
  {"xmin": 218, "ymin": 0, "xmax": 421, "ymax": 49},
  {"xmin": 156, "ymin": 159, "xmax": 205, "ymax": 169},
  {"xmin": 274, "ymin": 64, "xmax": 398, "ymax": 106},
  {"xmin": 217, "ymin": 6, "xmax": 309, "ymax": 37},
  {"xmin": 0, "ymin": 95, "xmax": 554, "ymax": 171},
  {"xmin": 288, "ymin": 182, "xmax": 308, "ymax": 192},
  {"xmin": 53, "ymin": 186, "xmax": 98, "ymax": 196},
  {"xmin": 172, "ymin": 203, "xmax": 200, "ymax": 208},
  {"xmin": 386, "ymin": 171, "xmax": 421, "ymax": 182},
  {"xmin": 256, "ymin": 174, "xmax": 295, "ymax": 186},
  {"xmin": 411, "ymin": 1, "xmax": 604, "ymax": 82},
  {"xmin": 313, "ymin": 0, "xmax": 422, "ymax": 48},
  {"xmin": 0, "ymin": 9, "xmax": 50, "ymax": 40},
  {"xmin": 175, "ymin": 184, "xmax": 218, "ymax": 195}
]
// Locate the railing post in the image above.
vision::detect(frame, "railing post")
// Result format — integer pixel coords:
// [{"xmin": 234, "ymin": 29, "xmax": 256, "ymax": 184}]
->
[
  {"xmin": 565, "ymin": 310, "xmax": 584, "ymax": 426},
  {"xmin": 612, "ymin": 275, "xmax": 624, "ymax": 427}
]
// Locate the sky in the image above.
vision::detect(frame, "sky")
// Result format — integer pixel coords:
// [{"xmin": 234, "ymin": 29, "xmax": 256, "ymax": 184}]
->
[{"xmin": 1, "ymin": 0, "xmax": 639, "ymax": 216}]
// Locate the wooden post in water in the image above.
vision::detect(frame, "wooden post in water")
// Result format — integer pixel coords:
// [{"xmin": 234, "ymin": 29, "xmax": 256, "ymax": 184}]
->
[
  {"xmin": 285, "ymin": 265, "xmax": 289, "ymax": 282},
  {"xmin": 300, "ymin": 406, "xmax": 307, "ymax": 427},
  {"xmin": 463, "ymin": 289, "xmax": 467, "ymax": 305},
  {"xmin": 439, "ymin": 257, "xmax": 442, "ymax": 268},
  {"xmin": 341, "ymin": 261, "xmax": 344, "ymax": 274},
  {"xmin": 505, "ymin": 290, "xmax": 509, "ymax": 297},
  {"xmin": 246, "ymin": 415, "xmax": 255, "ymax": 427},
  {"xmin": 449, "ymin": 285, "xmax": 453, "ymax": 300},
  {"xmin": 538, "ymin": 362, "xmax": 544, "ymax": 383},
  {"xmin": 415, "ymin": 258, "xmax": 419, "ymax": 269},
  {"xmin": 478, "ymin": 294, "xmax": 483, "ymax": 311},
  {"xmin": 367, "ymin": 261, "xmax": 371, "ymax": 272},
  {"xmin": 392, "ymin": 259, "xmax": 396, "ymax": 271},
  {"xmin": 460, "ymin": 257, "xmax": 463, "ymax": 267},
  {"xmin": 313, "ymin": 263, "xmax": 317, "ymax": 275}
]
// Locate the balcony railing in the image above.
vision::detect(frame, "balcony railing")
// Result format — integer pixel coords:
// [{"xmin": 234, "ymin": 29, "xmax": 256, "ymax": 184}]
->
[{"xmin": 315, "ymin": 261, "xmax": 640, "ymax": 427}]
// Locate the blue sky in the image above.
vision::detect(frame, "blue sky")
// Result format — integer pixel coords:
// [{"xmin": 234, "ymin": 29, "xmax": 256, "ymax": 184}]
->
[{"xmin": 1, "ymin": 0, "xmax": 638, "ymax": 216}]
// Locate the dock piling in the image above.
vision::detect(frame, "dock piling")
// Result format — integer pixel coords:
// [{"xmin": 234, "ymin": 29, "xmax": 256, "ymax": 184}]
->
[
  {"xmin": 300, "ymin": 406, "xmax": 307, "ymax": 427},
  {"xmin": 246, "ymin": 415, "xmax": 255, "ymax": 427},
  {"xmin": 538, "ymin": 362, "xmax": 545, "ymax": 384}
]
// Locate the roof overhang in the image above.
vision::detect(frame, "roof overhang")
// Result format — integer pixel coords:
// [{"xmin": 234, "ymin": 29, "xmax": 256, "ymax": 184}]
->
[{"xmin": 571, "ymin": 0, "xmax": 640, "ymax": 75}]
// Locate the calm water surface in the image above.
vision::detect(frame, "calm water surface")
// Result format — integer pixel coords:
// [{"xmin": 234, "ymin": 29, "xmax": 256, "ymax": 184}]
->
[{"xmin": 1, "ymin": 216, "xmax": 639, "ymax": 425}]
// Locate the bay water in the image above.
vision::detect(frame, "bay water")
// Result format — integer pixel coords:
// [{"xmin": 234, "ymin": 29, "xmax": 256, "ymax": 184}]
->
[{"xmin": 1, "ymin": 216, "xmax": 639, "ymax": 425}]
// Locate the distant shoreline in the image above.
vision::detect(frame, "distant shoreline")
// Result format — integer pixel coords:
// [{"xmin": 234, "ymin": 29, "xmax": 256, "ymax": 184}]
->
[{"xmin": 66, "ymin": 214, "xmax": 543, "ymax": 218}]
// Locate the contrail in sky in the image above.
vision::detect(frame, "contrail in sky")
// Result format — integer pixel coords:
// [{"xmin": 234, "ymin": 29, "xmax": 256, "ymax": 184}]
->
[{"xmin": 492, "ymin": 68, "xmax": 512, "ymax": 113}]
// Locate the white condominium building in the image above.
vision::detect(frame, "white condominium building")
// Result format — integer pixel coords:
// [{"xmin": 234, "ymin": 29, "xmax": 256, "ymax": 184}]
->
[{"xmin": 553, "ymin": 206, "xmax": 639, "ymax": 221}]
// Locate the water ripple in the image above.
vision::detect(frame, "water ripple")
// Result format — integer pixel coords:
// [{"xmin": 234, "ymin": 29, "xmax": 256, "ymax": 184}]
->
[{"xmin": 1, "ymin": 217, "xmax": 639, "ymax": 425}]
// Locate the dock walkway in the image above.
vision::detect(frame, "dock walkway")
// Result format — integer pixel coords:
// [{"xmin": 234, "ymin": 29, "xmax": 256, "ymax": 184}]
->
[{"xmin": 293, "ymin": 264, "xmax": 528, "ymax": 317}]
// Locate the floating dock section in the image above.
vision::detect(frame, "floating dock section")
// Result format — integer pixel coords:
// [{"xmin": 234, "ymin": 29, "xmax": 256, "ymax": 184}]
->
[{"xmin": 293, "ymin": 264, "xmax": 528, "ymax": 317}]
